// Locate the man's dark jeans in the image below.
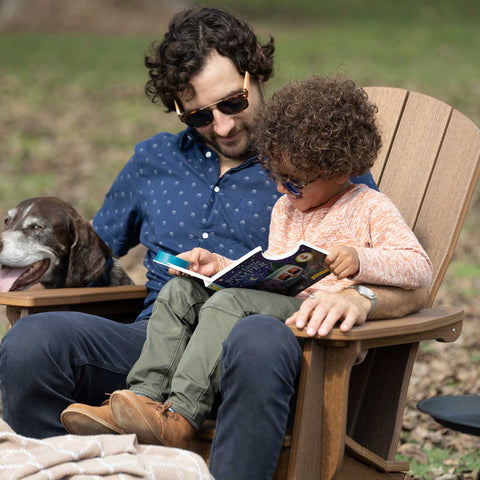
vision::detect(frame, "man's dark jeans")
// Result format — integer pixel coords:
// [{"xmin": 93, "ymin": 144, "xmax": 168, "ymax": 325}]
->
[
  {"xmin": 0, "ymin": 312, "xmax": 148, "ymax": 438},
  {"xmin": 0, "ymin": 311, "xmax": 302, "ymax": 480},
  {"xmin": 209, "ymin": 315, "xmax": 303, "ymax": 480}
]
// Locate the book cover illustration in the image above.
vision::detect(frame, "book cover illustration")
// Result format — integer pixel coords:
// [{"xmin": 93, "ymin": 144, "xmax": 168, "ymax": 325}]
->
[{"xmin": 154, "ymin": 243, "xmax": 330, "ymax": 297}]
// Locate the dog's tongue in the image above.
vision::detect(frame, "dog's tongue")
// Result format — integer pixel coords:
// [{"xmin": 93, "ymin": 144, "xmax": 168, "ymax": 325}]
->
[{"xmin": 0, "ymin": 267, "xmax": 29, "ymax": 292}]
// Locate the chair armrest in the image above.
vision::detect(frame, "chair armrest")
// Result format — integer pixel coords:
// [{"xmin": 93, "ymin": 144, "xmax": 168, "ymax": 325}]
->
[
  {"xmin": 288, "ymin": 305, "xmax": 463, "ymax": 347},
  {"xmin": 0, "ymin": 285, "xmax": 148, "ymax": 325}
]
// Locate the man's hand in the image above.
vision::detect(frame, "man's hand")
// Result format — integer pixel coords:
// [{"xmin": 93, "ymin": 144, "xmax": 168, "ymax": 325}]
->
[
  {"xmin": 285, "ymin": 288, "xmax": 370, "ymax": 337},
  {"xmin": 168, "ymin": 247, "xmax": 219, "ymax": 277},
  {"xmin": 325, "ymin": 246, "xmax": 360, "ymax": 279},
  {"xmin": 285, "ymin": 286, "xmax": 429, "ymax": 337}
]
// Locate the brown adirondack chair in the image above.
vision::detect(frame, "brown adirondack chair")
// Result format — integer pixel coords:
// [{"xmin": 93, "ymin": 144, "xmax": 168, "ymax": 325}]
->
[{"xmin": 1, "ymin": 86, "xmax": 479, "ymax": 479}]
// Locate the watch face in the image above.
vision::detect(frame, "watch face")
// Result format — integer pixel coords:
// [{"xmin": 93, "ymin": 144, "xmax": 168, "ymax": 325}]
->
[
  {"xmin": 357, "ymin": 286, "xmax": 377, "ymax": 315},
  {"xmin": 358, "ymin": 286, "xmax": 373, "ymax": 298}
]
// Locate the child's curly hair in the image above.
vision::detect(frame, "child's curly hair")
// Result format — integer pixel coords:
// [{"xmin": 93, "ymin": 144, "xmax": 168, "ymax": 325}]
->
[{"xmin": 254, "ymin": 75, "xmax": 381, "ymax": 183}]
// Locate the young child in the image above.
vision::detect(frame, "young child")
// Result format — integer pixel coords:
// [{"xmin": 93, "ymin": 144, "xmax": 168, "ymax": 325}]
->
[{"xmin": 61, "ymin": 75, "xmax": 432, "ymax": 450}]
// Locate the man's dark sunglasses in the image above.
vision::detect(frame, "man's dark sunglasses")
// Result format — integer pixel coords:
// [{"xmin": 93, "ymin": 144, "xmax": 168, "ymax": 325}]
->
[{"xmin": 175, "ymin": 72, "xmax": 250, "ymax": 128}]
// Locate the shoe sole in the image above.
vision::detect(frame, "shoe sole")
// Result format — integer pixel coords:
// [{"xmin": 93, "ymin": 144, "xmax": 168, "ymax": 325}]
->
[
  {"xmin": 61, "ymin": 407, "xmax": 125, "ymax": 435},
  {"xmin": 110, "ymin": 390, "xmax": 168, "ymax": 445}
]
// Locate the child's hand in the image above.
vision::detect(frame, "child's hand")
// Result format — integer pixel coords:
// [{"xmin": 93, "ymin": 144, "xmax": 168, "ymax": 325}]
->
[
  {"xmin": 168, "ymin": 248, "xmax": 219, "ymax": 277},
  {"xmin": 325, "ymin": 246, "xmax": 360, "ymax": 279}
]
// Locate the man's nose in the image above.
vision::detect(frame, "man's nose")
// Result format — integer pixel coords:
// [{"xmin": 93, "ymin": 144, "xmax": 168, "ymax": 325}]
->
[{"xmin": 211, "ymin": 108, "xmax": 236, "ymax": 136}]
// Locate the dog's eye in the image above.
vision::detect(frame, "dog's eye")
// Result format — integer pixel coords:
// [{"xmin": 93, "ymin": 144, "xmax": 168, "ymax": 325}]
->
[
  {"xmin": 26, "ymin": 223, "xmax": 44, "ymax": 231},
  {"xmin": 4, "ymin": 218, "xmax": 10, "ymax": 227}
]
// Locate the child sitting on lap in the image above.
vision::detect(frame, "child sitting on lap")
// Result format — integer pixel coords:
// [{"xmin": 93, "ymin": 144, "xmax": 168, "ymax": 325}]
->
[{"xmin": 61, "ymin": 74, "xmax": 432, "ymax": 449}]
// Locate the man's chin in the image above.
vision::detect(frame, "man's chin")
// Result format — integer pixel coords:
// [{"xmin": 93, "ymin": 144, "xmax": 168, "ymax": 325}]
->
[
  {"xmin": 213, "ymin": 138, "xmax": 255, "ymax": 162},
  {"xmin": 200, "ymin": 129, "xmax": 254, "ymax": 162},
  {"xmin": 218, "ymin": 146, "xmax": 253, "ymax": 161}
]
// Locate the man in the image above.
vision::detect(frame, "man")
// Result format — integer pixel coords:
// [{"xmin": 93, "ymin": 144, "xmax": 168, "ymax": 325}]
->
[{"xmin": 0, "ymin": 6, "xmax": 426, "ymax": 479}]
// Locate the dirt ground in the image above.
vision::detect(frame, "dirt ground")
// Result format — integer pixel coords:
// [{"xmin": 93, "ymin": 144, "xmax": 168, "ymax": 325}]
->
[
  {"xmin": 1, "ymin": 1, "xmax": 479, "ymax": 478},
  {"xmin": 0, "ymin": 0, "xmax": 187, "ymax": 35}
]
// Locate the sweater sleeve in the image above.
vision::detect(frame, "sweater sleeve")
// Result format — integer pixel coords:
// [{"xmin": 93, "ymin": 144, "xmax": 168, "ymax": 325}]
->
[
  {"xmin": 351, "ymin": 193, "xmax": 433, "ymax": 289},
  {"xmin": 212, "ymin": 253, "xmax": 234, "ymax": 272},
  {"xmin": 263, "ymin": 197, "xmax": 295, "ymax": 256}
]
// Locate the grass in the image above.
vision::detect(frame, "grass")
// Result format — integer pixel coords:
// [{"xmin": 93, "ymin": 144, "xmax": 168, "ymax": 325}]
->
[
  {"xmin": 0, "ymin": 33, "xmax": 174, "ymax": 216},
  {"xmin": 201, "ymin": 0, "xmax": 478, "ymax": 23},
  {"xmin": 448, "ymin": 262, "xmax": 480, "ymax": 279},
  {"xmin": 443, "ymin": 261, "xmax": 480, "ymax": 298},
  {"xmin": 398, "ymin": 447, "xmax": 480, "ymax": 478}
]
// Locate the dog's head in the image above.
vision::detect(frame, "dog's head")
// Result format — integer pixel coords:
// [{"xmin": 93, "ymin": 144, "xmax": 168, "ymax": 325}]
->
[{"xmin": 0, "ymin": 196, "xmax": 113, "ymax": 291}]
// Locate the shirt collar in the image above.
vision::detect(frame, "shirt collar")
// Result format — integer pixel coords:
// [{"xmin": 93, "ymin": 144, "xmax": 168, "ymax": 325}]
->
[
  {"xmin": 178, "ymin": 127, "xmax": 259, "ymax": 170},
  {"xmin": 179, "ymin": 127, "xmax": 199, "ymax": 151}
]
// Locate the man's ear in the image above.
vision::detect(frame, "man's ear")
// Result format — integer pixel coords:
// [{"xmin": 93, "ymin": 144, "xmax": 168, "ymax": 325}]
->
[{"xmin": 65, "ymin": 215, "xmax": 111, "ymax": 287}]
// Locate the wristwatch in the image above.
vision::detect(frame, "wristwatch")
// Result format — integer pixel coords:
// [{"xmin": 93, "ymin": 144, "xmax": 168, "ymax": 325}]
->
[{"xmin": 346, "ymin": 285, "xmax": 377, "ymax": 318}]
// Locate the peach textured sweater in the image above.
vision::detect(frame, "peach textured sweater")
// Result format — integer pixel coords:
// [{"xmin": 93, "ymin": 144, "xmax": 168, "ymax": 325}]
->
[{"xmin": 216, "ymin": 184, "xmax": 433, "ymax": 296}]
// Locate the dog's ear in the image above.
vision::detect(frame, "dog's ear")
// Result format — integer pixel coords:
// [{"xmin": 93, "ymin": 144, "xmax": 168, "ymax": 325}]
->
[{"xmin": 65, "ymin": 215, "xmax": 112, "ymax": 287}]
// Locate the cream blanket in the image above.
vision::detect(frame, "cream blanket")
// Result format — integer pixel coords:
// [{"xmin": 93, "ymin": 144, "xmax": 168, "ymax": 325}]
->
[{"xmin": 0, "ymin": 419, "xmax": 213, "ymax": 480}]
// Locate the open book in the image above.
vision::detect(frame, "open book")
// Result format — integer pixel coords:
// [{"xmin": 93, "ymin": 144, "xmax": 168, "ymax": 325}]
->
[{"xmin": 154, "ymin": 242, "xmax": 330, "ymax": 296}]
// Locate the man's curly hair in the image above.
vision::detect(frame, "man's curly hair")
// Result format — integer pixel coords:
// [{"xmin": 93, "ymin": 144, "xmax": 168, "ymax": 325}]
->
[
  {"xmin": 144, "ymin": 7, "xmax": 275, "ymax": 112},
  {"xmin": 254, "ymin": 75, "xmax": 382, "ymax": 183}
]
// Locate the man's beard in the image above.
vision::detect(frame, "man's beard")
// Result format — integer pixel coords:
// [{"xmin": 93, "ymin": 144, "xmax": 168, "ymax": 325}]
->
[{"xmin": 198, "ymin": 124, "xmax": 256, "ymax": 161}]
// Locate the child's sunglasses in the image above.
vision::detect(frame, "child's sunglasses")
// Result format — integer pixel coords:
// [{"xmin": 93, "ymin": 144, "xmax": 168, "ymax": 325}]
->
[
  {"xmin": 264, "ymin": 168, "xmax": 323, "ymax": 197},
  {"xmin": 174, "ymin": 72, "xmax": 250, "ymax": 128}
]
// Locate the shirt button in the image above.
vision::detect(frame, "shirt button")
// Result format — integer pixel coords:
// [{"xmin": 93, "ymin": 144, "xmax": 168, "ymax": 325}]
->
[
  {"xmin": 202, "ymin": 232, "xmax": 209, "ymax": 239},
  {"xmin": 214, "ymin": 186, "xmax": 220, "ymax": 193},
  {"xmin": 205, "ymin": 151, "xmax": 212, "ymax": 158}
]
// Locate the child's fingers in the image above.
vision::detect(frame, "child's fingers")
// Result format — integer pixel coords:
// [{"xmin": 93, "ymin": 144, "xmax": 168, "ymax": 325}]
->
[
  {"xmin": 324, "ymin": 249, "xmax": 340, "ymax": 266},
  {"xmin": 329, "ymin": 256, "xmax": 349, "ymax": 275},
  {"xmin": 329, "ymin": 249, "xmax": 359, "ymax": 278},
  {"xmin": 332, "ymin": 260, "xmax": 355, "ymax": 278}
]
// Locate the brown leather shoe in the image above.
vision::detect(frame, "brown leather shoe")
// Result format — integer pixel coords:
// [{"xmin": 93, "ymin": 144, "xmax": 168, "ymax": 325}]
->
[
  {"xmin": 110, "ymin": 389, "xmax": 195, "ymax": 448},
  {"xmin": 60, "ymin": 400, "xmax": 125, "ymax": 435}
]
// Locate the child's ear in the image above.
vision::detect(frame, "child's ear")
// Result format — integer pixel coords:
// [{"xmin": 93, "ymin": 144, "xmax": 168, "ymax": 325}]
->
[{"xmin": 335, "ymin": 175, "xmax": 351, "ymax": 185}]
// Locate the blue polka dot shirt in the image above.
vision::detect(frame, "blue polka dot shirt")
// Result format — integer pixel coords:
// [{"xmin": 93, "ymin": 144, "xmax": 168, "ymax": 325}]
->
[{"xmin": 93, "ymin": 128, "xmax": 377, "ymax": 321}]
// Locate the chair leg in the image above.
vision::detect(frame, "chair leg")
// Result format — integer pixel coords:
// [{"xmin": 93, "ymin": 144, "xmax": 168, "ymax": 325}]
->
[
  {"xmin": 347, "ymin": 343, "xmax": 418, "ymax": 461},
  {"xmin": 287, "ymin": 340, "xmax": 361, "ymax": 480}
]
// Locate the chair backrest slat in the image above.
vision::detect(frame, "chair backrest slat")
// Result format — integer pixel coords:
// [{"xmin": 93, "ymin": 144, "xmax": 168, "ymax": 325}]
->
[
  {"xmin": 414, "ymin": 108, "xmax": 480, "ymax": 301},
  {"xmin": 365, "ymin": 87, "xmax": 408, "ymax": 183},
  {"xmin": 363, "ymin": 87, "xmax": 480, "ymax": 303}
]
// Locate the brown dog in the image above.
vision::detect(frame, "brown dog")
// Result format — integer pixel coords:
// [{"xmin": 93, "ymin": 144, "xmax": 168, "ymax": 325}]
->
[{"xmin": 0, "ymin": 197, "xmax": 133, "ymax": 291}]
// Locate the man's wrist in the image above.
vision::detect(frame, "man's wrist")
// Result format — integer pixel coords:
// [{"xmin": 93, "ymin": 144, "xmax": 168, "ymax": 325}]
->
[{"xmin": 344, "ymin": 285, "xmax": 378, "ymax": 318}]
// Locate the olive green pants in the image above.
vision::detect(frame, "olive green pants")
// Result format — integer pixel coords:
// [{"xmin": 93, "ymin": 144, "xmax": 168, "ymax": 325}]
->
[{"xmin": 126, "ymin": 276, "xmax": 303, "ymax": 430}]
